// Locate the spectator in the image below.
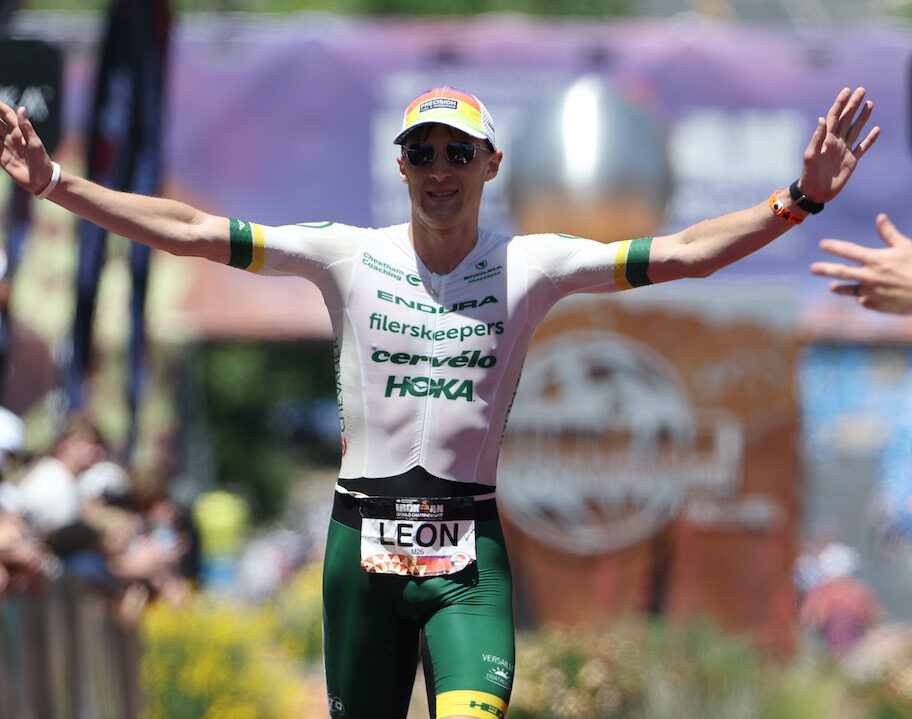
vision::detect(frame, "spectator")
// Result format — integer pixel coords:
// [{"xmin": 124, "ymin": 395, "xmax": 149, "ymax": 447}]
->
[
  {"xmin": 799, "ymin": 543, "xmax": 883, "ymax": 656},
  {"xmin": 17, "ymin": 415, "xmax": 106, "ymax": 537}
]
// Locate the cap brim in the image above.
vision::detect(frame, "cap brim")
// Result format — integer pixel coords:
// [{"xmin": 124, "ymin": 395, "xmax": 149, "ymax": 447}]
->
[{"xmin": 394, "ymin": 119, "xmax": 491, "ymax": 149}]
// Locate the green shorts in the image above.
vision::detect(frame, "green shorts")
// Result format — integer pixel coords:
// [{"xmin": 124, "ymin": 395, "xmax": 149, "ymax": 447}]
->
[{"xmin": 323, "ymin": 490, "xmax": 515, "ymax": 719}]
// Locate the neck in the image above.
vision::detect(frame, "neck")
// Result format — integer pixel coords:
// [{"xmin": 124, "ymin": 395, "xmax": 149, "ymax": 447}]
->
[{"xmin": 409, "ymin": 216, "xmax": 479, "ymax": 275}]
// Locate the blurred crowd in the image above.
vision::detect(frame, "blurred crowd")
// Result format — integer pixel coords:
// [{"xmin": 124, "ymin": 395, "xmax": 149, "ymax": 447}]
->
[
  {"xmin": 0, "ymin": 408, "xmax": 200, "ymax": 622},
  {"xmin": 795, "ymin": 540, "xmax": 884, "ymax": 657}
]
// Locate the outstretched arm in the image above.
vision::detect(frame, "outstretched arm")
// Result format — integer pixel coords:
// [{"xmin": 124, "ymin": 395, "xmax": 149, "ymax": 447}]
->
[
  {"xmin": 810, "ymin": 214, "xmax": 912, "ymax": 314},
  {"xmin": 646, "ymin": 87, "xmax": 879, "ymax": 283},
  {"xmin": 0, "ymin": 101, "xmax": 229, "ymax": 262}
]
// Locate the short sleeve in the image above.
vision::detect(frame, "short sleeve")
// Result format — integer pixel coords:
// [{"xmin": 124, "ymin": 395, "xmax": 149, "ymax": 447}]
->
[
  {"xmin": 227, "ymin": 219, "xmax": 364, "ymax": 280},
  {"xmin": 518, "ymin": 233, "xmax": 653, "ymax": 298}
]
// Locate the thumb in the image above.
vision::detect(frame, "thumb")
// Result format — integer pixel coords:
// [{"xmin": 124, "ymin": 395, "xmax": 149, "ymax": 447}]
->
[{"xmin": 876, "ymin": 213, "xmax": 907, "ymax": 248}]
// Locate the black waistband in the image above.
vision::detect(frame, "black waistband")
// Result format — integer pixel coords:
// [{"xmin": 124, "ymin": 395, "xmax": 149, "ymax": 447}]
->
[
  {"xmin": 337, "ymin": 467, "xmax": 495, "ymax": 498},
  {"xmin": 332, "ymin": 492, "xmax": 499, "ymax": 531}
]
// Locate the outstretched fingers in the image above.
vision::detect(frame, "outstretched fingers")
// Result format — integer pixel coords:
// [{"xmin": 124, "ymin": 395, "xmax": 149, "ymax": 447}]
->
[
  {"xmin": 825, "ymin": 87, "xmax": 852, "ymax": 134},
  {"xmin": 853, "ymin": 125, "xmax": 880, "ymax": 159},
  {"xmin": 845, "ymin": 100, "xmax": 873, "ymax": 146},
  {"xmin": 817, "ymin": 238, "xmax": 875, "ymax": 264},
  {"xmin": 810, "ymin": 259, "xmax": 864, "ymax": 282},
  {"xmin": 829, "ymin": 281, "xmax": 863, "ymax": 297},
  {"xmin": 876, "ymin": 213, "xmax": 907, "ymax": 247},
  {"xmin": 805, "ymin": 116, "xmax": 827, "ymax": 157},
  {"xmin": 834, "ymin": 87, "xmax": 867, "ymax": 137}
]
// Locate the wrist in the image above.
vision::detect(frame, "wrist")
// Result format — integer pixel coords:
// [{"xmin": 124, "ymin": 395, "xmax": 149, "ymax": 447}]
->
[
  {"xmin": 34, "ymin": 162, "xmax": 61, "ymax": 200},
  {"xmin": 768, "ymin": 189, "xmax": 809, "ymax": 225},
  {"xmin": 789, "ymin": 180, "xmax": 825, "ymax": 214}
]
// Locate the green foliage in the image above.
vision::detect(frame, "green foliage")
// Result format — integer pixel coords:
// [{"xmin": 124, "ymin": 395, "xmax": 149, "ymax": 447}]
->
[
  {"xmin": 508, "ymin": 617, "xmax": 888, "ymax": 719},
  {"xmin": 198, "ymin": 340, "xmax": 337, "ymax": 523},
  {"xmin": 141, "ymin": 563, "xmax": 325, "ymax": 718},
  {"xmin": 141, "ymin": 594, "xmax": 310, "ymax": 719}
]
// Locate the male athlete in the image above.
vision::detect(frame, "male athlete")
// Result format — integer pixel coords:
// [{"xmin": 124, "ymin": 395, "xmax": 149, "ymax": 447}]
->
[{"xmin": 0, "ymin": 85, "xmax": 878, "ymax": 719}]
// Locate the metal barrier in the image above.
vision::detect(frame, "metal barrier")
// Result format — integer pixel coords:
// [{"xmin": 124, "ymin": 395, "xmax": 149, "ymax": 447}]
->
[{"xmin": 0, "ymin": 577, "xmax": 140, "ymax": 719}]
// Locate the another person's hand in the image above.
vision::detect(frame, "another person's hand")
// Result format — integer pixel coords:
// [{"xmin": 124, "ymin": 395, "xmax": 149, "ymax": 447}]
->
[
  {"xmin": 797, "ymin": 87, "xmax": 879, "ymax": 205},
  {"xmin": 811, "ymin": 213, "xmax": 912, "ymax": 314},
  {"xmin": 0, "ymin": 102, "xmax": 56, "ymax": 194}
]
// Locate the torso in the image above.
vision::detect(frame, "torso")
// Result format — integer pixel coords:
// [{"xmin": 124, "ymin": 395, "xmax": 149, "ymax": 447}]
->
[{"xmin": 227, "ymin": 219, "xmax": 652, "ymax": 489}]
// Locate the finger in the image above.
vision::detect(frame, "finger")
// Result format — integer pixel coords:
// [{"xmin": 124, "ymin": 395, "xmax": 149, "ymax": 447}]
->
[
  {"xmin": 810, "ymin": 260, "xmax": 864, "ymax": 281},
  {"xmin": 835, "ymin": 87, "xmax": 866, "ymax": 137},
  {"xmin": 829, "ymin": 282, "xmax": 862, "ymax": 297},
  {"xmin": 805, "ymin": 116, "xmax": 826, "ymax": 157},
  {"xmin": 845, "ymin": 100, "xmax": 873, "ymax": 147},
  {"xmin": 16, "ymin": 107, "xmax": 46, "ymax": 159},
  {"xmin": 875, "ymin": 213, "xmax": 907, "ymax": 248},
  {"xmin": 853, "ymin": 125, "xmax": 880, "ymax": 159},
  {"xmin": 0, "ymin": 101, "xmax": 15, "ymax": 129},
  {"xmin": 825, "ymin": 87, "xmax": 852, "ymax": 133},
  {"xmin": 817, "ymin": 238, "xmax": 875, "ymax": 264}
]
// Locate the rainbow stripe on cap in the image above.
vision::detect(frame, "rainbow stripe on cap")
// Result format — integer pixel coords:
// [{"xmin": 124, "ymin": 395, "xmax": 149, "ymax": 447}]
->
[{"xmin": 394, "ymin": 87, "xmax": 496, "ymax": 150}]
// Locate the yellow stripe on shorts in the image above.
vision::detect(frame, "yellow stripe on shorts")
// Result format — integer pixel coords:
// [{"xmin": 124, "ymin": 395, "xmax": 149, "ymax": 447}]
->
[{"xmin": 436, "ymin": 690, "xmax": 507, "ymax": 719}]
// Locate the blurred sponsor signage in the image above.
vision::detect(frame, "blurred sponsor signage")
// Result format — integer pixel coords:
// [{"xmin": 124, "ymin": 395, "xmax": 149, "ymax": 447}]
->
[{"xmin": 0, "ymin": 38, "xmax": 62, "ymax": 154}]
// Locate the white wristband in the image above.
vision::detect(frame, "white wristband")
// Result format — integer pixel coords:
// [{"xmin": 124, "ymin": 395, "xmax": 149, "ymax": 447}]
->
[{"xmin": 35, "ymin": 162, "xmax": 61, "ymax": 200}]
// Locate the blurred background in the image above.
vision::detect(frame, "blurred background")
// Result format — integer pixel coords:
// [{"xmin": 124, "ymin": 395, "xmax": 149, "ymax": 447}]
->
[{"xmin": 3, "ymin": 0, "xmax": 912, "ymax": 717}]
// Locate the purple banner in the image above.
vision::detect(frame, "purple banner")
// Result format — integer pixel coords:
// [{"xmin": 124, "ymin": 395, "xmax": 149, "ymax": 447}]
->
[{"xmin": 37, "ymin": 14, "xmax": 912, "ymax": 319}]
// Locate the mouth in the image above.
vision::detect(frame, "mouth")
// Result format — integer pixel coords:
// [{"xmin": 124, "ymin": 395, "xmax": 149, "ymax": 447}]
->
[{"xmin": 427, "ymin": 188, "xmax": 458, "ymax": 200}]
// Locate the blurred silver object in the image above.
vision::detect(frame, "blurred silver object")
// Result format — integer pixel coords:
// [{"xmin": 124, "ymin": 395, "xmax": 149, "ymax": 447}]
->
[{"xmin": 507, "ymin": 75, "xmax": 672, "ymax": 244}]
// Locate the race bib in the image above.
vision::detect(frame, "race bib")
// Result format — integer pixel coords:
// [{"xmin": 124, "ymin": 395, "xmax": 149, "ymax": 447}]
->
[{"xmin": 359, "ymin": 497, "xmax": 476, "ymax": 576}]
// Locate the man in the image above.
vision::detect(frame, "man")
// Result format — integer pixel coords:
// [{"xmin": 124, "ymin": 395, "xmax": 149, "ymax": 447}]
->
[
  {"xmin": 0, "ymin": 85, "xmax": 878, "ymax": 719},
  {"xmin": 811, "ymin": 213, "xmax": 912, "ymax": 314}
]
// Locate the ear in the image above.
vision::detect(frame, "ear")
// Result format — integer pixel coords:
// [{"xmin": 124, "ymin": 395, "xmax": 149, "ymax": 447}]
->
[
  {"xmin": 484, "ymin": 150, "xmax": 503, "ymax": 183},
  {"xmin": 397, "ymin": 154, "xmax": 408, "ymax": 185}
]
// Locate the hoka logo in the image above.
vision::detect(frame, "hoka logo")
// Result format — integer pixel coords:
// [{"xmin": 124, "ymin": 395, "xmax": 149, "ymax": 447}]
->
[
  {"xmin": 384, "ymin": 376, "xmax": 474, "ymax": 401},
  {"xmin": 468, "ymin": 700, "xmax": 504, "ymax": 718}
]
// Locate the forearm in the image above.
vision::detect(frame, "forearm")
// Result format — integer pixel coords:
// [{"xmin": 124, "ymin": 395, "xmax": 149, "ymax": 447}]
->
[
  {"xmin": 46, "ymin": 170, "xmax": 229, "ymax": 263},
  {"xmin": 649, "ymin": 192, "xmax": 806, "ymax": 283}
]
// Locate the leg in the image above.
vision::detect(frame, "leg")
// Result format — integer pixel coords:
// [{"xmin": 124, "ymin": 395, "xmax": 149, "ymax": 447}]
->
[
  {"xmin": 419, "ymin": 520, "xmax": 515, "ymax": 719},
  {"xmin": 322, "ymin": 519, "xmax": 421, "ymax": 719}
]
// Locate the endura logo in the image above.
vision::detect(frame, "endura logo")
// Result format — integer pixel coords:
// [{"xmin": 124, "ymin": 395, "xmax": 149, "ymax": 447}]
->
[{"xmin": 377, "ymin": 289, "xmax": 498, "ymax": 314}]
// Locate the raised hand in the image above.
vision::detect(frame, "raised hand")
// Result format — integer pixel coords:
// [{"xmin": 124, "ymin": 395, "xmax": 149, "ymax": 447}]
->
[
  {"xmin": 811, "ymin": 214, "xmax": 912, "ymax": 315},
  {"xmin": 797, "ymin": 87, "xmax": 879, "ymax": 204},
  {"xmin": 0, "ymin": 101, "xmax": 56, "ymax": 195}
]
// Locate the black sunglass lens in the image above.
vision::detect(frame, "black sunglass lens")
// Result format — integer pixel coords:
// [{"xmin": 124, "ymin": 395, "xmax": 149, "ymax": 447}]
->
[
  {"xmin": 405, "ymin": 143, "xmax": 434, "ymax": 167},
  {"xmin": 446, "ymin": 142, "xmax": 476, "ymax": 165}
]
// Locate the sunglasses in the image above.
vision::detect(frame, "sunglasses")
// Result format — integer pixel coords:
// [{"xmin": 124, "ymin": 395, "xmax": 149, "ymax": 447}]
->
[{"xmin": 402, "ymin": 141, "xmax": 486, "ymax": 168}]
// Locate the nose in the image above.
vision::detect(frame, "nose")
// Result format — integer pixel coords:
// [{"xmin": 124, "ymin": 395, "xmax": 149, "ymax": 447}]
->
[{"xmin": 427, "ymin": 145, "xmax": 453, "ymax": 179}]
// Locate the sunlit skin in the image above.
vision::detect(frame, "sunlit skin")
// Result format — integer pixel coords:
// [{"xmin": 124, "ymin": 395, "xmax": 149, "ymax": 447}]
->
[{"xmin": 397, "ymin": 124, "xmax": 503, "ymax": 275}]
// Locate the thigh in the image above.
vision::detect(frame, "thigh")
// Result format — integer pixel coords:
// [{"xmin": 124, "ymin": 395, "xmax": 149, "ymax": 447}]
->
[
  {"xmin": 421, "ymin": 520, "xmax": 515, "ymax": 719},
  {"xmin": 322, "ymin": 519, "xmax": 421, "ymax": 719}
]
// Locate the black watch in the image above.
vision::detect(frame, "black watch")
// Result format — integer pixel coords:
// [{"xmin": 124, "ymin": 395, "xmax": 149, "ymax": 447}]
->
[{"xmin": 789, "ymin": 180, "xmax": 824, "ymax": 214}]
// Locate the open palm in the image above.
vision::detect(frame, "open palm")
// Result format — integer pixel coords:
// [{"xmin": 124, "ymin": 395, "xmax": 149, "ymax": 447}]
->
[
  {"xmin": 799, "ymin": 87, "xmax": 879, "ymax": 204},
  {"xmin": 0, "ymin": 101, "xmax": 54, "ymax": 194}
]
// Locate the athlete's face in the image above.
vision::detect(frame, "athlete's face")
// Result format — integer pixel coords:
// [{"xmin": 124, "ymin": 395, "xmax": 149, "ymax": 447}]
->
[{"xmin": 397, "ymin": 124, "xmax": 502, "ymax": 233}]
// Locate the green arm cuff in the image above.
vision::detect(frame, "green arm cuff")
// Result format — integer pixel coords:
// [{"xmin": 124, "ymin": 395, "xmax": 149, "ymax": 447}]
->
[
  {"xmin": 228, "ymin": 218, "xmax": 253, "ymax": 269},
  {"xmin": 625, "ymin": 237, "xmax": 652, "ymax": 288}
]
